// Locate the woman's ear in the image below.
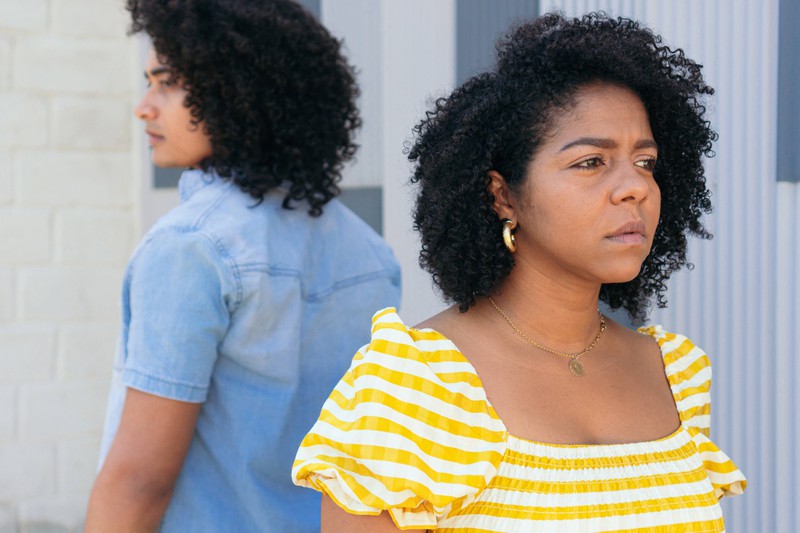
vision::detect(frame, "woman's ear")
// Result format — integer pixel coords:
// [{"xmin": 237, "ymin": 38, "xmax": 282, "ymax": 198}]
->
[{"xmin": 487, "ymin": 170, "xmax": 516, "ymax": 221}]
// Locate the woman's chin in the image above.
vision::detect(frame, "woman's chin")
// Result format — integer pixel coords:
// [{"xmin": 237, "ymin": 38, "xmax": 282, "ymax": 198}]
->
[{"xmin": 601, "ymin": 266, "xmax": 644, "ymax": 285}]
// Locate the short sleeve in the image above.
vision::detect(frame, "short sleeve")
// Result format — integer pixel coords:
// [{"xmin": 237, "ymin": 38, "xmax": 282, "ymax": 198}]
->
[
  {"xmin": 639, "ymin": 326, "xmax": 712, "ymax": 435},
  {"xmin": 640, "ymin": 325, "xmax": 746, "ymax": 499},
  {"xmin": 292, "ymin": 308, "xmax": 507, "ymax": 530},
  {"xmin": 121, "ymin": 228, "xmax": 236, "ymax": 403}
]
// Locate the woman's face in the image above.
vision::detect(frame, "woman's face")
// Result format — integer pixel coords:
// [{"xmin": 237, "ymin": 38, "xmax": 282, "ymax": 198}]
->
[{"xmin": 498, "ymin": 82, "xmax": 661, "ymax": 286}]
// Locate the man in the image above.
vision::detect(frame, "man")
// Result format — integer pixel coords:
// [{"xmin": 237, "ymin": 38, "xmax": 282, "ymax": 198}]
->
[{"xmin": 85, "ymin": 1, "xmax": 400, "ymax": 531}]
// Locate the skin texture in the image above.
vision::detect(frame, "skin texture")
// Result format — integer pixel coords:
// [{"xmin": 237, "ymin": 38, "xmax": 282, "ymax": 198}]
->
[
  {"xmin": 135, "ymin": 49, "xmax": 213, "ymax": 169},
  {"xmin": 323, "ymin": 83, "xmax": 681, "ymax": 532},
  {"xmin": 492, "ymin": 83, "xmax": 661, "ymax": 293},
  {"xmin": 84, "ymin": 389, "xmax": 201, "ymax": 532}
]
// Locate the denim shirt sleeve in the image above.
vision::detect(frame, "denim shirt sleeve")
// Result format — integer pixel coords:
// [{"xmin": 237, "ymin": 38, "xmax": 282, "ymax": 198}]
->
[{"xmin": 121, "ymin": 227, "xmax": 238, "ymax": 403}]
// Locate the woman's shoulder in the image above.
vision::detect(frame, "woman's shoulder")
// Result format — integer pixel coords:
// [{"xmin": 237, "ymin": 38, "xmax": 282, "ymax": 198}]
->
[
  {"xmin": 362, "ymin": 306, "xmax": 468, "ymax": 364},
  {"xmin": 637, "ymin": 325, "xmax": 712, "ymax": 375},
  {"xmin": 293, "ymin": 306, "xmax": 508, "ymax": 528},
  {"xmin": 638, "ymin": 325, "xmax": 713, "ymax": 433}
]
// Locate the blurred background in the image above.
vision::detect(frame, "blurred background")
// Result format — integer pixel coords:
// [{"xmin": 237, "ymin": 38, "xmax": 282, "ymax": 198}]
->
[{"xmin": 0, "ymin": 0, "xmax": 797, "ymax": 531}]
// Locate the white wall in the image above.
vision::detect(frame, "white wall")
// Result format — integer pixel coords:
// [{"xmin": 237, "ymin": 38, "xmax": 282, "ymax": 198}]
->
[{"xmin": 0, "ymin": 1, "xmax": 139, "ymax": 531}]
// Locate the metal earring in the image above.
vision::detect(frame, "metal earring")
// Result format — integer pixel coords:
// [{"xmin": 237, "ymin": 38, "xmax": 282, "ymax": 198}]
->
[{"xmin": 502, "ymin": 219, "xmax": 517, "ymax": 253}]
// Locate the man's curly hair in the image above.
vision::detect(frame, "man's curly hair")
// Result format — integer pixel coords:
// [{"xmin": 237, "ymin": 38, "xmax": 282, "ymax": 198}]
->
[
  {"xmin": 127, "ymin": 0, "xmax": 360, "ymax": 216},
  {"xmin": 409, "ymin": 12, "xmax": 715, "ymax": 321}
]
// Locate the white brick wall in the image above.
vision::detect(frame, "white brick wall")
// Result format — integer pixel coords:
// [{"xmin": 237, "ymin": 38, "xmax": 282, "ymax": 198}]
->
[
  {"xmin": 0, "ymin": 38, "xmax": 10, "ymax": 88},
  {"xmin": 0, "ymin": 1, "xmax": 48, "ymax": 33},
  {"xmin": 0, "ymin": 1, "xmax": 138, "ymax": 530},
  {"xmin": 0, "ymin": 94, "xmax": 48, "ymax": 147},
  {"xmin": 53, "ymin": 97, "xmax": 132, "ymax": 150},
  {"xmin": 0, "ymin": 269, "xmax": 13, "ymax": 323},
  {"xmin": 0, "ymin": 151, "xmax": 13, "ymax": 204}
]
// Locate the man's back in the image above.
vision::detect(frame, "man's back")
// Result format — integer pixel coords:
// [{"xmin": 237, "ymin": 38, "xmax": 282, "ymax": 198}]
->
[{"xmin": 99, "ymin": 170, "xmax": 400, "ymax": 531}]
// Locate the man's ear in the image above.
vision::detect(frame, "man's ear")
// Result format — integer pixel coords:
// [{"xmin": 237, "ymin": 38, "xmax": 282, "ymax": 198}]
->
[{"xmin": 487, "ymin": 170, "xmax": 516, "ymax": 221}]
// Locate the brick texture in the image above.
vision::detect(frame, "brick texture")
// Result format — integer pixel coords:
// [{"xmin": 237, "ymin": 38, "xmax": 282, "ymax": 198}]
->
[
  {"xmin": 17, "ymin": 152, "xmax": 133, "ymax": 207},
  {"xmin": 0, "ymin": 151, "xmax": 12, "ymax": 204},
  {"xmin": 55, "ymin": 209, "xmax": 134, "ymax": 265},
  {"xmin": 0, "ymin": 325, "xmax": 56, "ymax": 382},
  {"xmin": 18, "ymin": 495, "xmax": 87, "ymax": 532},
  {"xmin": 53, "ymin": 0, "xmax": 130, "ymax": 39},
  {"xmin": 15, "ymin": 37, "xmax": 131, "ymax": 94},
  {"xmin": 0, "ymin": 443, "xmax": 55, "ymax": 500},
  {"xmin": 0, "ymin": 38, "xmax": 10, "ymax": 88},
  {"xmin": 0, "ymin": 0, "xmax": 47, "ymax": 32},
  {"xmin": 0, "ymin": 268, "xmax": 13, "ymax": 322},
  {"xmin": 1, "ymin": 1, "xmax": 143, "ymax": 530},
  {"xmin": 0, "ymin": 386, "xmax": 15, "ymax": 441},
  {"xmin": 53, "ymin": 97, "xmax": 132, "ymax": 150},
  {"xmin": 20, "ymin": 381, "xmax": 110, "ymax": 442},
  {"xmin": 58, "ymin": 437, "xmax": 102, "ymax": 495},
  {"xmin": 58, "ymin": 323, "xmax": 118, "ymax": 379},
  {"xmin": 18, "ymin": 267, "xmax": 121, "ymax": 321},
  {"xmin": 0, "ymin": 94, "xmax": 47, "ymax": 147},
  {"xmin": 0, "ymin": 208, "xmax": 51, "ymax": 265},
  {"xmin": 0, "ymin": 505, "xmax": 16, "ymax": 533}
]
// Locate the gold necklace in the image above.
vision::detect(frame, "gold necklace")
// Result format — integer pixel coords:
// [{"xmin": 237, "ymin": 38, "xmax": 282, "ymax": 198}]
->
[{"xmin": 487, "ymin": 297, "xmax": 606, "ymax": 377}]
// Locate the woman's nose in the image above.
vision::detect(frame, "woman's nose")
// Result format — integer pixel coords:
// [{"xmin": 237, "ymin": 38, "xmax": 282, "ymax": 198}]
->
[{"xmin": 610, "ymin": 162, "xmax": 653, "ymax": 204}]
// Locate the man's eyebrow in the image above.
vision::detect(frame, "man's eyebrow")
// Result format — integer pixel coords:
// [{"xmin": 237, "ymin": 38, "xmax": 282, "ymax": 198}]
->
[
  {"xmin": 559, "ymin": 137, "xmax": 658, "ymax": 151},
  {"xmin": 143, "ymin": 66, "xmax": 172, "ymax": 79}
]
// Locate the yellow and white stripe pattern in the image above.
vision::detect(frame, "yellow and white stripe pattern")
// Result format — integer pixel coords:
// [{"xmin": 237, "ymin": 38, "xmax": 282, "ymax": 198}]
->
[{"xmin": 293, "ymin": 309, "xmax": 746, "ymax": 531}]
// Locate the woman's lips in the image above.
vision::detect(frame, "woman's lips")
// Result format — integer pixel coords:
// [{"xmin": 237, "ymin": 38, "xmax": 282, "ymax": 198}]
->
[
  {"xmin": 607, "ymin": 232, "xmax": 646, "ymax": 244},
  {"xmin": 607, "ymin": 221, "xmax": 647, "ymax": 244}
]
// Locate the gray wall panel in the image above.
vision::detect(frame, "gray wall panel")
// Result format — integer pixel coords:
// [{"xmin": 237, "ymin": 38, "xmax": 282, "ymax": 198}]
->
[
  {"xmin": 777, "ymin": 0, "xmax": 799, "ymax": 182},
  {"xmin": 456, "ymin": 0, "xmax": 539, "ymax": 83},
  {"xmin": 296, "ymin": 0, "xmax": 320, "ymax": 19}
]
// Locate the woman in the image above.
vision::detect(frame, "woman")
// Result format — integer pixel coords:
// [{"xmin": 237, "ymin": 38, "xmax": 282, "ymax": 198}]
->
[{"xmin": 293, "ymin": 12, "xmax": 746, "ymax": 532}]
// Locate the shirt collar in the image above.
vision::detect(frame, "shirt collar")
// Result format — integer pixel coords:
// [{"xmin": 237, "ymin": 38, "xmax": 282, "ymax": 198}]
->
[{"xmin": 178, "ymin": 169, "xmax": 218, "ymax": 202}]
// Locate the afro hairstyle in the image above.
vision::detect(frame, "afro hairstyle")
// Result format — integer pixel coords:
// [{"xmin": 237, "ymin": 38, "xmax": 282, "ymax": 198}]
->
[{"xmin": 408, "ymin": 12, "xmax": 716, "ymax": 320}]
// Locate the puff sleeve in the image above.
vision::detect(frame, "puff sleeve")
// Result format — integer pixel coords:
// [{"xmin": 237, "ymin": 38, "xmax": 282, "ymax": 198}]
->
[
  {"xmin": 640, "ymin": 325, "xmax": 746, "ymax": 500},
  {"xmin": 292, "ymin": 308, "xmax": 508, "ymax": 529}
]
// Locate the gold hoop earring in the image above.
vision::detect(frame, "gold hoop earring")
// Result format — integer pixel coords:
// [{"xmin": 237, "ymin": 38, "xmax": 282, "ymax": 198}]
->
[{"xmin": 502, "ymin": 219, "xmax": 517, "ymax": 253}]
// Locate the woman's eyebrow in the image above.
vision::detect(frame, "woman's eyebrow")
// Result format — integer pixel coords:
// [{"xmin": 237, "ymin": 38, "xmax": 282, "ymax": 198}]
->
[{"xmin": 559, "ymin": 137, "xmax": 658, "ymax": 151}]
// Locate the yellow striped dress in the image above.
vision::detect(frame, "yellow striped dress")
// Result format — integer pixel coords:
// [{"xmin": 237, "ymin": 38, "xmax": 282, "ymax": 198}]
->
[{"xmin": 293, "ymin": 308, "xmax": 746, "ymax": 532}]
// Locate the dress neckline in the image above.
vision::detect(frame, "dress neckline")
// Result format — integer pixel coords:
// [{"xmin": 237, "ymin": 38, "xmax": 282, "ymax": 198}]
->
[{"xmin": 410, "ymin": 322, "xmax": 685, "ymax": 451}]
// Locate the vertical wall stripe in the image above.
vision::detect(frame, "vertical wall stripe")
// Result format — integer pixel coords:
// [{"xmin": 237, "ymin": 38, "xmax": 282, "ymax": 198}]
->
[
  {"xmin": 455, "ymin": 0, "xmax": 539, "ymax": 84},
  {"xmin": 380, "ymin": 0, "xmax": 455, "ymax": 325},
  {"xmin": 321, "ymin": 0, "xmax": 384, "ymax": 189},
  {"xmin": 540, "ymin": 1, "xmax": 794, "ymax": 531},
  {"xmin": 296, "ymin": 0, "xmax": 320, "ymax": 19},
  {"xmin": 777, "ymin": 0, "xmax": 800, "ymax": 182}
]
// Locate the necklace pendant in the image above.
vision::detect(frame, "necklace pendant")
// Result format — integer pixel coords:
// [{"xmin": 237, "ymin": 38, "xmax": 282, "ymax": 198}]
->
[{"xmin": 568, "ymin": 358, "xmax": 585, "ymax": 376}]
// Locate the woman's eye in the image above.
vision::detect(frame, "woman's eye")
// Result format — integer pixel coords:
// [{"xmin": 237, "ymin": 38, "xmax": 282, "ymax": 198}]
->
[
  {"xmin": 575, "ymin": 157, "xmax": 604, "ymax": 169},
  {"xmin": 635, "ymin": 158, "xmax": 657, "ymax": 171}
]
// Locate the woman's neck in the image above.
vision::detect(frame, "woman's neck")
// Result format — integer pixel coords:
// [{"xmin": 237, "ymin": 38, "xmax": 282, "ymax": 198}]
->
[{"xmin": 482, "ymin": 265, "xmax": 603, "ymax": 352}]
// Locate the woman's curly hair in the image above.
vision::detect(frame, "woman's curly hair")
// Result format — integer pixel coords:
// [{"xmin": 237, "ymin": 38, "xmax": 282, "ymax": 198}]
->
[
  {"xmin": 127, "ymin": 0, "xmax": 360, "ymax": 216},
  {"xmin": 409, "ymin": 12, "xmax": 715, "ymax": 321}
]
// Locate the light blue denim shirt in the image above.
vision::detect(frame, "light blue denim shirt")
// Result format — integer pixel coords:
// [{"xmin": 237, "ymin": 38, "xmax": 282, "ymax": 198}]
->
[{"xmin": 98, "ymin": 169, "xmax": 401, "ymax": 532}]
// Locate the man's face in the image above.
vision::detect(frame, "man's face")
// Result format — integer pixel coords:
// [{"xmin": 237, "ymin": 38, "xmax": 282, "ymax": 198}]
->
[{"xmin": 134, "ymin": 48, "xmax": 213, "ymax": 168}]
